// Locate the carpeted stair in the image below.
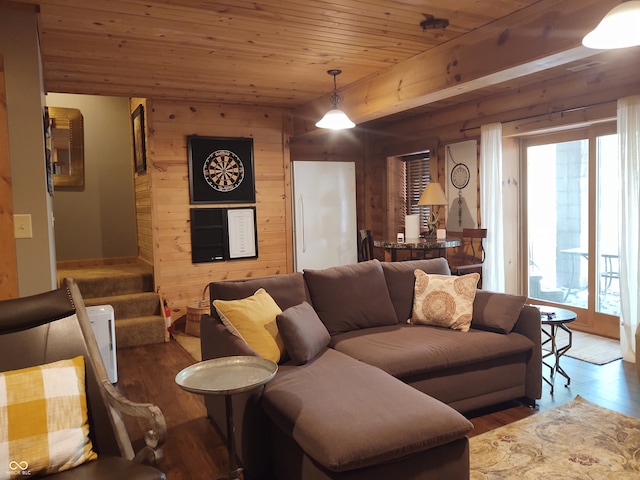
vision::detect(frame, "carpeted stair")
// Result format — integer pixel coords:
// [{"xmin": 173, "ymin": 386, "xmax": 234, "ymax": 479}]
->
[{"xmin": 57, "ymin": 262, "xmax": 166, "ymax": 348}]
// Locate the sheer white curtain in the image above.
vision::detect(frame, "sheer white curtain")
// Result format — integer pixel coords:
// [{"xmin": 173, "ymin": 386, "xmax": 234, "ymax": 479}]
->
[
  {"xmin": 480, "ymin": 123, "xmax": 505, "ymax": 292},
  {"xmin": 618, "ymin": 95, "xmax": 640, "ymax": 363}
]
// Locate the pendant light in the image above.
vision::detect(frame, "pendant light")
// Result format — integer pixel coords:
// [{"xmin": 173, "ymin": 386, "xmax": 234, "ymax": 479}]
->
[
  {"xmin": 582, "ymin": 1, "xmax": 640, "ymax": 49},
  {"xmin": 315, "ymin": 69, "xmax": 356, "ymax": 130}
]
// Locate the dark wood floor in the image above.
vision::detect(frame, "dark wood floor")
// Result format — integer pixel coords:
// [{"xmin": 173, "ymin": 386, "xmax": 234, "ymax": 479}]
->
[{"xmin": 115, "ymin": 338, "xmax": 639, "ymax": 479}]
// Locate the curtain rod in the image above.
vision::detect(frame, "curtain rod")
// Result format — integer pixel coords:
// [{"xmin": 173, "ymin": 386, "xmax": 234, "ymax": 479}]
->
[{"xmin": 459, "ymin": 100, "xmax": 615, "ymax": 133}]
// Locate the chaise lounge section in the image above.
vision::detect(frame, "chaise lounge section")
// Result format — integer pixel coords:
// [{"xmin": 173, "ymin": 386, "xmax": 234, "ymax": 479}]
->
[{"xmin": 200, "ymin": 258, "xmax": 542, "ymax": 480}]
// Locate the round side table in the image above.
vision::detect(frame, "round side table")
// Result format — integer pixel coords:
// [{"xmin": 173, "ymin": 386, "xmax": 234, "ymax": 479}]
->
[
  {"xmin": 175, "ymin": 356, "xmax": 278, "ymax": 480},
  {"xmin": 532, "ymin": 305, "xmax": 577, "ymax": 394}
]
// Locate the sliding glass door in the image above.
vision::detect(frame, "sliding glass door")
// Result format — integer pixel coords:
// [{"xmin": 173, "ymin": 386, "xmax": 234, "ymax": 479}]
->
[{"xmin": 523, "ymin": 124, "xmax": 619, "ymax": 337}]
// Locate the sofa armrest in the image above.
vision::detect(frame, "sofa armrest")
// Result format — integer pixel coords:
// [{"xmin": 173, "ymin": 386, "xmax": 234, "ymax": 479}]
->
[
  {"xmin": 101, "ymin": 380, "xmax": 167, "ymax": 464},
  {"xmin": 200, "ymin": 314, "xmax": 259, "ymax": 361},
  {"xmin": 512, "ymin": 305, "xmax": 542, "ymax": 402}
]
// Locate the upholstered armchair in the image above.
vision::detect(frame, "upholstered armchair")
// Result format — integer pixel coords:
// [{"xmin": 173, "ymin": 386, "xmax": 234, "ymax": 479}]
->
[{"xmin": 0, "ymin": 278, "xmax": 166, "ymax": 479}]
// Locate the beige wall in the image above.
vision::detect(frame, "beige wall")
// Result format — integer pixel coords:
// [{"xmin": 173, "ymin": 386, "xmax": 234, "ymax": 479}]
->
[
  {"xmin": 48, "ymin": 93, "xmax": 137, "ymax": 262},
  {"xmin": 0, "ymin": 4, "xmax": 56, "ymax": 295}
]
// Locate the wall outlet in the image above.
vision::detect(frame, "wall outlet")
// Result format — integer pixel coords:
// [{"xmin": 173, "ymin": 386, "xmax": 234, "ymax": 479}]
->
[{"xmin": 14, "ymin": 214, "xmax": 33, "ymax": 239}]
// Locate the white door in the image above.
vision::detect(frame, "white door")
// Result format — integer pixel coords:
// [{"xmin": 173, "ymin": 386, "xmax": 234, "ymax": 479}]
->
[{"xmin": 292, "ymin": 161, "xmax": 357, "ymax": 271}]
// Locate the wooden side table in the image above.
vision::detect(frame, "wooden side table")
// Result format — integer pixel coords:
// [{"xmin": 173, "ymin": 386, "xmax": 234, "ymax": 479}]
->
[
  {"xmin": 533, "ymin": 305, "xmax": 577, "ymax": 394},
  {"xmin": 175, "ymin": 356, "xmax": 278, "ymax": 479}
]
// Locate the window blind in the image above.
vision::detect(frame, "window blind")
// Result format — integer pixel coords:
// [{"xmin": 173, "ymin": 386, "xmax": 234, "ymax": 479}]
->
[{"xmin": 404, "ymin": 154, "xmax": 431, "ymax": 228}]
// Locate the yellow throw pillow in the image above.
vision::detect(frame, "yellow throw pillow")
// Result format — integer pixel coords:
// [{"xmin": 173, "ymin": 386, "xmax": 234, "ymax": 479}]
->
[
  {"xmin": 0, "ymin": 356, "xmax": 97, "ymax": 478},
  {"xmin": 410, "ymin": 270, "xmax": 480, "ymax": 332},
  {"xmin": 213, "ymin": 288, "xmax": 285, "ymax": 363}
]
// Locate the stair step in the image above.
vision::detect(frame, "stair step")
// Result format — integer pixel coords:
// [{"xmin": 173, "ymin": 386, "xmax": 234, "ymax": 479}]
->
[
  {"xmin": 60, "ymin": 263, "xmax": 154, "ymax": 298},
  {"xmin": 58, "ymin": 262, "xmax": 164, "ymax": 348},
  {"xmin": 115, "ymin": 315, "xmax": 166, "ymax": 349},
  {"xmin": 85, "ymin": 292, "xmax": 160, "ymax": 319}
]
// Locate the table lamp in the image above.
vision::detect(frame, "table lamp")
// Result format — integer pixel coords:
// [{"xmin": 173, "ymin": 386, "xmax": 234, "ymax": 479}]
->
[{"xmin": 418, "ymin": 182, "xmax": 448, "ymax": 236}]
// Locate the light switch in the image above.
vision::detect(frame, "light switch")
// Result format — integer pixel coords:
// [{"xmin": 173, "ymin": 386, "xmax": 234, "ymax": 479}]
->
[{"xmin": 14, "ymin": 214, "xmax": 33, "ymax": 239}]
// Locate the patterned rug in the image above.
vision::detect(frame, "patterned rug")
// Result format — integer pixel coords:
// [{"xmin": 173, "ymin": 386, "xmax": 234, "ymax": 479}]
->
[{"xmin": 470, "ymin": 396, "xmax": 640, "ymax": 479}]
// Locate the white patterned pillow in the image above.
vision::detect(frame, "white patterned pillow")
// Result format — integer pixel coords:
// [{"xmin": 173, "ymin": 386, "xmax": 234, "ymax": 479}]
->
[
  {"xmin": 410, "ymin": 270, "xmax": 480, "ymax": 332},
  {"xmin": 0, "ymin": 356, "xmax": 97, "ymax": 479}
]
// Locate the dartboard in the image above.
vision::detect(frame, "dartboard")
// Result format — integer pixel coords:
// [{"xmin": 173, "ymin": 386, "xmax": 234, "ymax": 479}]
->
[{"xmin": 203, "ymin": 149, "xmax": 245, "ymax": 192}]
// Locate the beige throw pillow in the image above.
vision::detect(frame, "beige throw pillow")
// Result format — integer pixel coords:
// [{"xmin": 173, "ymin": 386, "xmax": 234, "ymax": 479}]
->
[{"xmin": 410, "ymin": 270, "xmax": 480, "ymax": 332}]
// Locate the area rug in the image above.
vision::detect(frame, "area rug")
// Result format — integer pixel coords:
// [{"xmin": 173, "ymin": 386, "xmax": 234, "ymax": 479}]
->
[
  {"xmin": 544, "ymin": 329, "xmax": 622, "ymax": 365},
  {"xmin": 470, "ymin": 396, "xmax": 640, "ymax": 479}
]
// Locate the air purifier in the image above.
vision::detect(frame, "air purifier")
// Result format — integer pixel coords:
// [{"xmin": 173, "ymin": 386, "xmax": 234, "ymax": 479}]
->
[{"xmin": 86, "ymin": 305, "xmax": 118, "ymax": 383}]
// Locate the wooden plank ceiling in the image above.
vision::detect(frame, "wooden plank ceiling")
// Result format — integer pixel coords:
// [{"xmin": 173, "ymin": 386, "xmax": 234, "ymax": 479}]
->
[{"xmin": 9, "ymin": 0, "xmax": 633, "ymax": 131}]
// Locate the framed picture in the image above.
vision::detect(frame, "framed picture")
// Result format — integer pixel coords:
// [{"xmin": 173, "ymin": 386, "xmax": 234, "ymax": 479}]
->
[
  {"xmin": 132, "ymin": 104, "xmax": 146, "ymax": 174},
  {"xmin": 188, "ymin": 135, "xmax": 255, "ymax": 204}
]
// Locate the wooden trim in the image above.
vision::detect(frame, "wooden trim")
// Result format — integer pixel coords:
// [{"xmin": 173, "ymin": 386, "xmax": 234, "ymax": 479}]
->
[
  {"xmin": 56, "ymin": 256, "xmax": 139, "ymax": 269},
  {"xmin": 0, "ymin": 55, "xmax": 18, "ymax": 300},
  {"xmin": 0, "ymin": 1, "xmax": 39, "ymax": 13}
]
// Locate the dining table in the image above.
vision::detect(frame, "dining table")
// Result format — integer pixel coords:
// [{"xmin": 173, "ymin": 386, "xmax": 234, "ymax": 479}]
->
[{"xmin": 374, "ymin": 237, "xmax": 461, "ymax": 262}]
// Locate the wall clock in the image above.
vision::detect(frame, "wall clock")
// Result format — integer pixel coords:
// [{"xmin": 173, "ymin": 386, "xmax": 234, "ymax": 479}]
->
[{"xmin": 451, "ymin": 163, "xmax": 470, "ymax": 190}]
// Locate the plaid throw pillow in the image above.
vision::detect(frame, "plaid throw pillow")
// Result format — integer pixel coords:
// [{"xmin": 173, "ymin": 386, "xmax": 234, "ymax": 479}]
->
[{"xmin": 0, "ymin": 356, "xmax": 97, "ymax": 479}]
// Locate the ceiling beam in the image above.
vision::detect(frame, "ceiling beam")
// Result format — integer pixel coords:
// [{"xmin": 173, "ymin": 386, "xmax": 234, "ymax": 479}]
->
[{"xmin": 291, "ymin": 0, "xmax": 620, "ymax": 137}]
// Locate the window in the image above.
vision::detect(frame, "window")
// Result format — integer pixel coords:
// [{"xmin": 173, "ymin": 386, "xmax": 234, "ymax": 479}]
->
[
  {"xmin": 386, "ymin": 150, "xmax": 431, "ymax": 238},
  {"xmin": 403, "ymin": 153, "xmax": 431, "ymax": 229},
  {"xmin": 523, "ymin": 124, "xmax": 619, "ymax": 336}
]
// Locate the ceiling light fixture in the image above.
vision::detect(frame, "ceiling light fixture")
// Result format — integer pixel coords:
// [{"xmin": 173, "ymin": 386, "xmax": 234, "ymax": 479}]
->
[
  {"xmin": 315, "ymin": 69, "xmax": 355, "ymax": 130},
  {"xmin": 582, "ymin": 1, "xmax": 640, "ymax": 49}
]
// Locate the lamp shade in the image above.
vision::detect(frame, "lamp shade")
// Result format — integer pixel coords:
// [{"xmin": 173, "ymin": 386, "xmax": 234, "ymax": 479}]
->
[
  {"xmin": 315, "ymin": 109, "xmax": 356, "ymax": 130},
  {"xmin": 418, "ymin": 182, "xmax": 448, "ymax": 206},
  {"xmin": 582, "ymin": 1, "xmax": 640, "ymax": 49}
]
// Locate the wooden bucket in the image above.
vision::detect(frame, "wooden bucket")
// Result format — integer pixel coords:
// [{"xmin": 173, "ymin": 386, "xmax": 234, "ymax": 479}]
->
[{"xmin": 186, "ymin": 285, "xmax": 209, "ymax": 337}]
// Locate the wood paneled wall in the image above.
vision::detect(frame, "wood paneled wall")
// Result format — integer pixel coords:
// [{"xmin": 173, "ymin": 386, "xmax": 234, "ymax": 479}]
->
[
  {"xmin": 295, "ymin": 55, "xmax": 640, "ymax": 294},
  {"xmin": 131, "ymin": 98, "xmax": 153, "ymax": 266},
  {"xmin": 147, "ymin": 101, "xmax": 291, "ymax": 318}
]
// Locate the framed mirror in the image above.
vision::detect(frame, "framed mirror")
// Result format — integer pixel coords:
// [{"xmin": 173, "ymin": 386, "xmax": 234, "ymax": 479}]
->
[{"xmin": 48, "ymin": 107, "xmax": 84, "ymax": 189}]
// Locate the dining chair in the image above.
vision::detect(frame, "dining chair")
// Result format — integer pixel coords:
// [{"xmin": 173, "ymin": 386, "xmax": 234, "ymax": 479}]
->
[
  {"xmin": 450, "ymin": 228, "xmax": 487, "ymax": 287},
  {"xmin": 357, "ymin": 229, "xmax": 374, "ymax": 262}
]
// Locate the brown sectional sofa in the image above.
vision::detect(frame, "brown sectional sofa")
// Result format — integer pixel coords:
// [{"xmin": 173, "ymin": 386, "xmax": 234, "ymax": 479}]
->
[{"xmin": 200, "ymin": 258, "xmax": 542, "ymax": 480}]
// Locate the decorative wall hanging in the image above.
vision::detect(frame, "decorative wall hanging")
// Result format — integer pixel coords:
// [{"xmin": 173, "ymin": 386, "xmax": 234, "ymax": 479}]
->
[
  {"xmin": 188, "ymin": 135, "xmax": 255, "ymax": 204},
  {"xmin": 445, "ymin": 140, "xmax": 478, "ymax": 230},
  {"xmin": 131, "ymin": 104, "xmax": 146, "ymax": 174},
  {"xmin": 49, "ymin": 106, "xmax": 85, "ymax": 189}
]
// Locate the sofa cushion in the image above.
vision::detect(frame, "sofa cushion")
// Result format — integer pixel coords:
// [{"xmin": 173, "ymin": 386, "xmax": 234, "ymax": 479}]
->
[
  {"xmin": 276, "ymin": 302, "xmax": 330, "ymax": 365},
  {"xmin": 331, "ymin": 324, "xmax": 535, "ymax": 379},
  {"xmin": 262, "ymin": 348, "xmax": 472, "ymax": 472},
  {"xmin": 209, "ymin": 272, "xmax": 309, "ymax": 320},
  {"xmin": 0, "ymin": 356, "xmax": 97, "ymax": 477},
  {"xmin": 303, "ymin": 260, "xmax": 397, "ymax": 335},
  {"xmin": 381, "ymin": 258, "xmax": 451, "ymax": 323},
  {"xmin": 213, "ymin": 288, "xmax": 284, "ymax": 363},
  {"xmin": 410, "ymin": 271, "xmax": 479, "ymax": 332},
  {"xmin": 472, "ymin": 290, "xmax": 527, "ymax": 334}
]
